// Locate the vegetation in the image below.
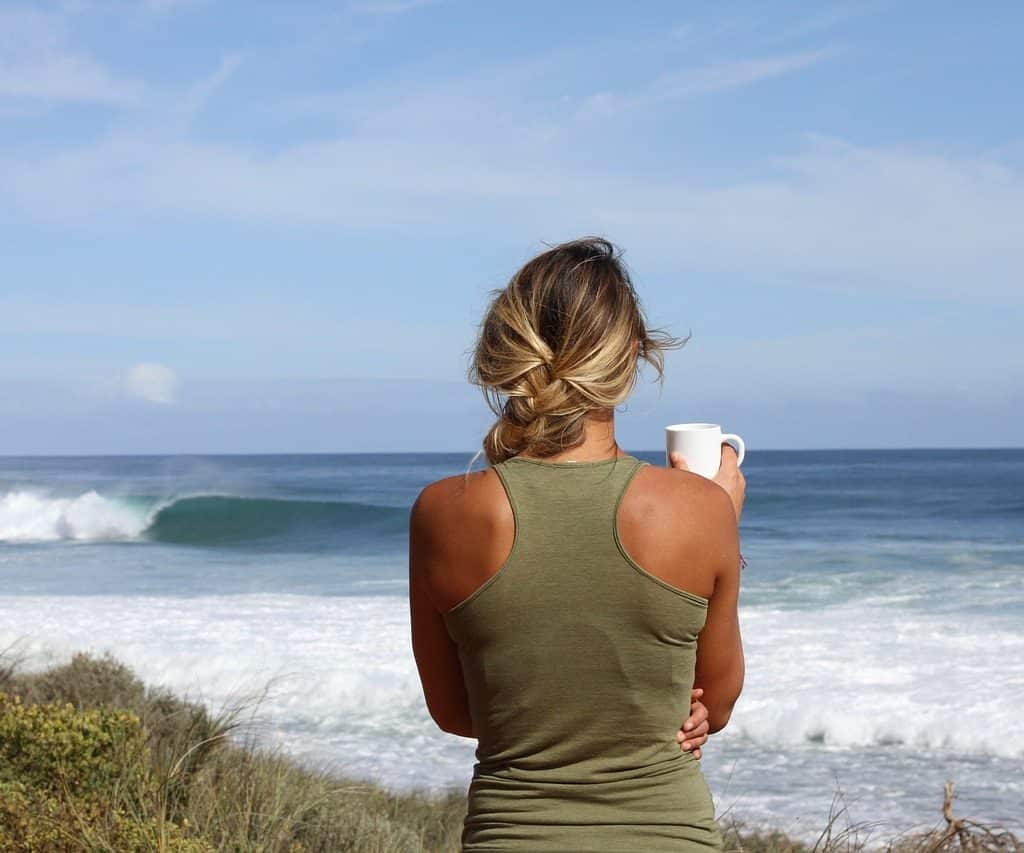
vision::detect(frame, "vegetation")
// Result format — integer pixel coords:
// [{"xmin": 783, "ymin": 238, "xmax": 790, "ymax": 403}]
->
[{"xmin": 0, "ymin": 651, "xmax": 1017, "ymax": 852}]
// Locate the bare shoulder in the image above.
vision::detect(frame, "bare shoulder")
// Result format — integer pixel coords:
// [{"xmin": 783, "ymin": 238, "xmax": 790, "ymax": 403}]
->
[
  {"xmin": 412, "ymin": 468, "xmax": 508, "ymax": 532},
  {"xmin": 410, "ymin": 466, "xmax": 515, "ymax": 612},
  {"xmin": 626, "ymin": 463, "xmax": 735, "ymax": 526},
  {"xmin": 618, "ymin": 463, "xmax": 737, "ymax": 599}
]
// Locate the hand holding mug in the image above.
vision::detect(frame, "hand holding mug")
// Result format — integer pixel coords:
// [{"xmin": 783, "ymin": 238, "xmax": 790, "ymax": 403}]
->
[{"xmin": 666, "ymin": 423, "xmax": 746, "ymax": 522}]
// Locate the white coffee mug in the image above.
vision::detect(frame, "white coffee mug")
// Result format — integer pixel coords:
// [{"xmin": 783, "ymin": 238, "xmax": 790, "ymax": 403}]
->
[{"xmin": 665, "ymin": 423, "xmax": 745, "ymax": 479}]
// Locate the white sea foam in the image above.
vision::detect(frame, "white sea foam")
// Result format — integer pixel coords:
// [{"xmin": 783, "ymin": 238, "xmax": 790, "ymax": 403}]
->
[
  {"xmin": 1, "ymin": 593, "xmax": 1021, "ymax": 837},
  {"xmin": 736, "ymin": 604, "xmax": 1024, "ymax": 758},
  {"xmin": 0, "ymin": 490, "xmax": 150, "ymax": 542}
]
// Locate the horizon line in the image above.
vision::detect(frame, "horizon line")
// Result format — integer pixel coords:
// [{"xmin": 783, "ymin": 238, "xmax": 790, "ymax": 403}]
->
[{"xmin": 1, "ymin": 446, "xmax": 1022, "ymax": 459}]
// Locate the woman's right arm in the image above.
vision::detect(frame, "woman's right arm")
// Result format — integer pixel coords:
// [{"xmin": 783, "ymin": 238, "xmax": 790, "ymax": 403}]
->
[{"xmin": 672, "ymin": 447, "xmax": 746, "ymax": 734}]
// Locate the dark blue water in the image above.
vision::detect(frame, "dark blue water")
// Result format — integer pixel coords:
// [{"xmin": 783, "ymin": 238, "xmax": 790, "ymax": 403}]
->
[{"xmin": 1, "ymin": 448, "xmax": 1020, "ymax": 590}]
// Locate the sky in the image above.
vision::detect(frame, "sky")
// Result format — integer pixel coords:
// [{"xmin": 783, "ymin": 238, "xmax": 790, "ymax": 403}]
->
[{"xmin": 1, "ymin": 0, "xmax": 1022, "ymax": 454}]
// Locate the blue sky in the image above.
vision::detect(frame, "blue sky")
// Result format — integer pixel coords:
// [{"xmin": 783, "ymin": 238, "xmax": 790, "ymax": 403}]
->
[{"xmin": 1, "ymin": 0, "xmax": 1021, "ymax": 454}]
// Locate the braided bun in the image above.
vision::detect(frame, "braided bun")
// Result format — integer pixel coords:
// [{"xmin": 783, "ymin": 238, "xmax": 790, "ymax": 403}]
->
[{"xmin": 469, "ymin": 237, "xmax": 686, "ymax": 465}]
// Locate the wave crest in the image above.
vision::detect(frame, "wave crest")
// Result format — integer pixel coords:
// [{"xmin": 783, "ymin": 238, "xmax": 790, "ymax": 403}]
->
[
  {"xmin": 0, "ymin": 490, "xmax": 148, "ymax": 542},
  {"xmin": 0, "ymin": 490, "xmax": 406, "ymax": 545}
]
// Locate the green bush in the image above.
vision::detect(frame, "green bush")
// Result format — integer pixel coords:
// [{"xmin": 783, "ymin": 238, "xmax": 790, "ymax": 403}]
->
[
  {"xmin": 0, "ymin": 689, "xmax": 213, "ymax": 852},
  {"xmin": 0, "ymin": 691, "xmax": 144, "ymax": 796}
]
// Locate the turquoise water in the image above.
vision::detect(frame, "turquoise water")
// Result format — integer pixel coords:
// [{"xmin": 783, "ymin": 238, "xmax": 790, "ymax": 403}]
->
[{"xmin": 1, "ymin": 449, "xmax": 1021, "ymax": 839}]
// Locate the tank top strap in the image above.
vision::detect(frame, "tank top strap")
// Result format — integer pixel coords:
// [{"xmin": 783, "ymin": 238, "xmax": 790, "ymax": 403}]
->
[{"xmin": 494, "ymin": 454, "xmax": 648, "ymax": 549}]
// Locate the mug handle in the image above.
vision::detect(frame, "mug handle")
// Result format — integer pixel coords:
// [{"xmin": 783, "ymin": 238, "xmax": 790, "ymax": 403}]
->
[{"xmin": 720, "ymin": 434, "xmax": 745, "ymax": 467}]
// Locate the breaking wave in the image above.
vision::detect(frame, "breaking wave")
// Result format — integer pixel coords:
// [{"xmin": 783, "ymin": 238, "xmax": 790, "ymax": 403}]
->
[{"xmin": 0, "ymin": 490, "xmax": 406, "ymax": 546}]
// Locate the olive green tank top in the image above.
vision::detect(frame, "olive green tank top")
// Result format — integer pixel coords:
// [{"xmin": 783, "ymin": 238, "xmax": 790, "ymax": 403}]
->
[{"xmin": 443, "ymin": 453, "xmax": 724, "ymax": 852}]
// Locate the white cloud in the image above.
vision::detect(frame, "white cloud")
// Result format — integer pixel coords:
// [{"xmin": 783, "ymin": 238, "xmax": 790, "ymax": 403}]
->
[
  {"xmin": 349, "ymin": 0, "xmax": 442, "ymax": 14},
  {"xmin": 577, "ymin": 48, "xmax": 837, "ymax": 119},
  {"xmin": 594, "ymin": 137, "xmax": 1024, "ymax": 300},
  {"xmin": 0, "ymin": 53, "xmax": 143, "ymax": 104},
  {"xmin": 170, "ymin": 53, "xmax": 242, "ymax": 129},
  {"xmin": 125, "ymin": 363, "xmax": 179, "ymax": 404},
  {"xmin": 650, "ymin": 48, "xmax": 836, "ymax": 100},
  {"xmin": 0, "ymin": 8, "xmax": 1020, "ymax": 305},
  {"xmin": 0, "ymin": 7, "xmax": 143, "ymax": 104},
  {"xmin": 2, "ymin": 131, "xmax": 1022, "ymax": 304},
  {"xmin": 143, "ymin": 0, "xmax": 202, "ymax": 12}
]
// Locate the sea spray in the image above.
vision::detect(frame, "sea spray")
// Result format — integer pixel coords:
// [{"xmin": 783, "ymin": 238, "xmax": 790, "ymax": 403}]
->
[
  {"xmin": 0, "ymin": 490, "xmax": 148, "ymax": 542},
  {"xmin": 0, "ymin": 489, "xmax": 407, "ymax": 546}
]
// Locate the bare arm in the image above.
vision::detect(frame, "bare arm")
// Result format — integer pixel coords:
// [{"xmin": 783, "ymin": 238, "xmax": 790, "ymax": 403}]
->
[
  {"xmin": 408, "ymin": 484, "xmax": 476, "ymax": 739},
  {"xmin": 691, "ymin": 486, "xmax": 744, "ymax": 733},
  {"xmin": 671, "ymin": 447, "xmax": 746, "ymax": 733}
]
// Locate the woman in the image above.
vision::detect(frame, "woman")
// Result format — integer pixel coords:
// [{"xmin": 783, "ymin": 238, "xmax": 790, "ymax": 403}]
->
[{"xmin": 409, "ymin": 237, "xmax": 745, "ymax": 851}]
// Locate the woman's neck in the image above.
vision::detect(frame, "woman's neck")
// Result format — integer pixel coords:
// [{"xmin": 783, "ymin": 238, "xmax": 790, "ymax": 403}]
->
[{"xmin": 517, "ymin": 410, "xmax": 625, "ymax": 463}]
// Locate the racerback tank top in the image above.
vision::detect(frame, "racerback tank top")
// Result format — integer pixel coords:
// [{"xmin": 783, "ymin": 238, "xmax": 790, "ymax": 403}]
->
[{"xmin": 442, "ymin": 453, "xmax": 724, "ymax": 851}]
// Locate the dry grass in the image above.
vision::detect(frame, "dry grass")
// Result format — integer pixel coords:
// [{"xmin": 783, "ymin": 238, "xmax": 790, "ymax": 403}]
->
[
  {"xmin": 883, "ymin": 783, "xmax": 1023, "ymax": 853},
  {"xmin": 717, "ymin": 781, "xmax": 1022, "ymax": 853},
  {"xmin": 0, "ymin": 650, "xmax": 1018, "ymax": 852}
]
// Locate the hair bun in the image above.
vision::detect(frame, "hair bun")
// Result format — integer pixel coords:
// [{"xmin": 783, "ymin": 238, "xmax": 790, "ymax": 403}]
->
[{"xmin": 469, "ymin": 237, "xmax": 686, "ymax": 465}]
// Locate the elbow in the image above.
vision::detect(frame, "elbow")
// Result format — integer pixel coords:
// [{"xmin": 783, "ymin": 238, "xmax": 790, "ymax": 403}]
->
[
  {"xmin": 430, "ymin": 708, "xmax": 475, "ymax": 739},
  {"xmin": 704, "ymin": 672, "xmax": 745, "ymax": 735},
  {"xmin": 431, "ymin": 711, "xmax": 458, "ymax": 735},
  {"xmin": 438, "ymin": 719, "xmax": 475, "ymax": 739},
  {"xmin": 706, "ymin": 701, "xmax": 737, "ymax": 735}
]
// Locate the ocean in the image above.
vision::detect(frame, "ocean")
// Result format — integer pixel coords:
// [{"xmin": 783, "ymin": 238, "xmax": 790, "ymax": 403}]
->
[{"xmin": 1, "ymin": 449, "xmax": 1021, "ymax": 842}]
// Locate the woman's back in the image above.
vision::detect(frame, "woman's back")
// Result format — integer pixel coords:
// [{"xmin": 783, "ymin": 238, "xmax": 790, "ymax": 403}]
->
[{"xmin": 441, "ymin": 453, "xmax": 724, "ymax": 851}]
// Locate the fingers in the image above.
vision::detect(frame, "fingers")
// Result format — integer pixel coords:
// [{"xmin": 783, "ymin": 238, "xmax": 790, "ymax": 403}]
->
[
  {"xmin": 719, "ymin": 444, "xmax": 745, "ymax": 488},
  {"xmin": 712, "ymin": 444, "xmax": 746, "ymax": 521},
  {"xmin": 683, "ymin": 701, "xmax": 708, "ymax": 732},
  {"xmin": 678, "ymin": 689, "xmax": 710, "ymax": 754},
  {"xmin": 676, "ymin": 718, "xmax": 709, "ymax": 743},
  {"xmin": 669, "ymin": 452, "xmax": 689, "ymax": 471},
  {"xmin": 677, "ymin": 719, "xmax": 710, "ymax": 753}
]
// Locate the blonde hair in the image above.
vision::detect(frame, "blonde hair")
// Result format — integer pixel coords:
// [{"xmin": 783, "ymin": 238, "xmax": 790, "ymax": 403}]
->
[{"xmin": 469, "ymin": 237, "xmax": 687, "ymax": 466}]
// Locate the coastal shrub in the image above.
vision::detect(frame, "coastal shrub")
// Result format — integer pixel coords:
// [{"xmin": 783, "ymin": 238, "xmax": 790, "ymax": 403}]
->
[
  {"xmin": 3, "ymin": 652, "xmax": 147, "ymax": 710},
  {"xmin": 0, "ymin": 691, "xmax": 144, "ymax": 796},
  {"xmin": 0, "ymin": 689, "xmax": 213, "ymax": 852}
]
